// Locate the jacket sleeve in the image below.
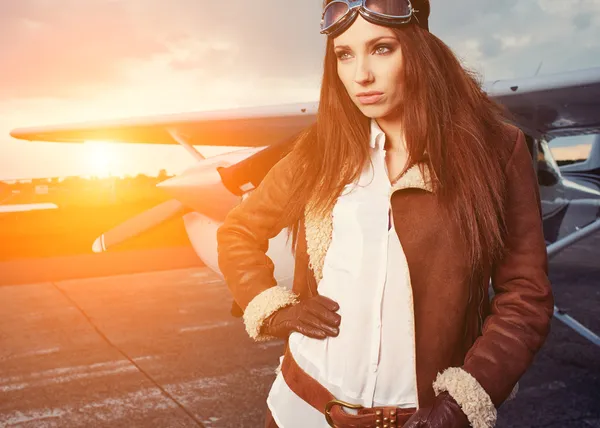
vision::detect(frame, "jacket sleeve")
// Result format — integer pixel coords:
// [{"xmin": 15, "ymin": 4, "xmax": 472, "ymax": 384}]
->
[
  {"xmin": 216, "ymin": 152, "xmax": 299, "ymax": 342},
  {"xmin": 433, "ymin": 129, "xmax": 554, "ymax": 428}
]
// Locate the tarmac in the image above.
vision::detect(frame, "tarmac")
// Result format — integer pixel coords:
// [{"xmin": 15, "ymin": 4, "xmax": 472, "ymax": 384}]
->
[{"xmin": 0, "ymin": 233, "xmax": 598, "ymax": 428}]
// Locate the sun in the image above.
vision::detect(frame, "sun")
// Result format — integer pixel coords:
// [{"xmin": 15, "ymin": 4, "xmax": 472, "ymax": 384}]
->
[{"xmin": 84, "ymin": 141, "xmax": 119, "ymax": 178}]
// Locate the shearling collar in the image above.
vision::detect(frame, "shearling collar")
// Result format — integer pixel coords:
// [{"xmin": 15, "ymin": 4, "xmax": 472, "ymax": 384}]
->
[{"xmin": 391, "ymin": 162, "xmax": 433, "ymax": 193}]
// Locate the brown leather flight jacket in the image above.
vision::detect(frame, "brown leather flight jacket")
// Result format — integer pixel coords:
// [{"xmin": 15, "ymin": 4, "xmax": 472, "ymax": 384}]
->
[{"xmin": 216, "ymin": 123, "xmax": 554, "ymax": 427}]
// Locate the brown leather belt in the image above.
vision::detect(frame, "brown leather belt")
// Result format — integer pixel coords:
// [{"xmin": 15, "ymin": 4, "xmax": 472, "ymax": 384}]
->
[{"xmin": 280, "ymin": 345, "xmax": 416, "ymax": 428}]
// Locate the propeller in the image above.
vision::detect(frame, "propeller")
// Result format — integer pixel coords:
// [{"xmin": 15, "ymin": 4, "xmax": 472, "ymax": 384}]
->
[
  {"xmin": 90, "ymin": 133, "xmax": 296, "ymax": 253},
  {"xmin": 92, "ymin": 199, "xmax": 186, "ymax": 253}
]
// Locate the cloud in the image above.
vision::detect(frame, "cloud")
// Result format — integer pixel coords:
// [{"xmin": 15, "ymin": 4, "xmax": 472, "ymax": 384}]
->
[
  {"xmin": 572, "ymin": 12, "xmax": 592, "ymax": 30},
  {"xmin": 430, "ymin": 0, "xmax": 600, "ymax": 79},
  {"xmin": 0, "ymin": 0, "xmax": 327, "ymax": 101},
  {"xmin": 0, "ymin": 0, "xmax": 599, "ymax": 103},
  {"xmin": 1, "ymin": 0, "xmax": 600, "ymax": 180},
  {"xmin": 0, "ymin": 0, "xmax": 170, "ymax": 99},
  {"xmin": 479, "ymin": 35, "xmax": 503, "ymax": 59},
  {"xmin": 133, "ymin": 0, "xmax": 326, "ymax": 80}
]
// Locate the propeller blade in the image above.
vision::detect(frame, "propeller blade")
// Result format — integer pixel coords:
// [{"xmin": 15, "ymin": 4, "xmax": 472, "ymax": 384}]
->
[{"xmin": 92, "ymin": 199, "xmax": 186, "ymax": 253}]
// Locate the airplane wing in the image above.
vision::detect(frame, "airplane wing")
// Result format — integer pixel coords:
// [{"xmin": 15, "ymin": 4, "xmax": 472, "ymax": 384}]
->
[
  {"xmin": 9, "ymin": 67, "xmax": 600, "ymax": 146},
  {"xmin": 0, "ymin": 203, "xmax": 58, "ymax": 213},
  {"xmin": 9, "ymin": 102, "xmax": 318, "ymax": 147},
  {"xmin": 484, "ymin": 67, "xmax": 600, "ymax": 139}
]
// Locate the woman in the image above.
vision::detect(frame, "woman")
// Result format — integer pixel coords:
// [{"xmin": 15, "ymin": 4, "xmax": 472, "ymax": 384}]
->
[{"xmin": 217, "ymin": 1, "xmax": 554, "ymax": 427}]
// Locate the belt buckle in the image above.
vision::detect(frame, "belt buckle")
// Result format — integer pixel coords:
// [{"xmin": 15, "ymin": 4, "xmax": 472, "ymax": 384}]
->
[{"xmin": 325, "ymin": 399, "xmax": 364, "ymax": 427}]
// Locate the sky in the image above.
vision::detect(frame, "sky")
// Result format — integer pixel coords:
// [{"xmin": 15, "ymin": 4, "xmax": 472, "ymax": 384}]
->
[{"xmin": 1, "ymin": 0, "xmax": 599, "ymax": 180}]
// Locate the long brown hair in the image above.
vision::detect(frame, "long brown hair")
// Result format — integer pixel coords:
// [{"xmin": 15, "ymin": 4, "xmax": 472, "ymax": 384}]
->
[{"xmin": 283, "ymin": 21, "xmax": 511, "ymax": 274}]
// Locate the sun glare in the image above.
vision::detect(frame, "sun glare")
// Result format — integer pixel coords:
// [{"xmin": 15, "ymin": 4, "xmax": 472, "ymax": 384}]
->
[{"xmin": 84, "ymin": 141, "xmax": 119, "ymax": 178}]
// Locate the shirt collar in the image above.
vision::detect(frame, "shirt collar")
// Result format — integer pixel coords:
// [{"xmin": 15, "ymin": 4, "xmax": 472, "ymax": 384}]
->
[
  {"xmin": 369, "ymin": 119, "xmax": 433, "ymax": 192},
  {"xmin": 369, "ymin": 119, "xmax": 386, "ymax": 150}
]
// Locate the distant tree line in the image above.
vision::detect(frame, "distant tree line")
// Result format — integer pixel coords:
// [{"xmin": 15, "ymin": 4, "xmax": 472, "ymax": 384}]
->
[{"xmin": 0, "ymin": 169, "xmax": 174, "ymax": 207}]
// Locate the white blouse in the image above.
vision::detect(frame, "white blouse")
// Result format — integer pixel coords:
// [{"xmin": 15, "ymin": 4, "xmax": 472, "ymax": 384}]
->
[{"xmin": 266, "ymin": 119, "xmax": 418, "ymax": 428}]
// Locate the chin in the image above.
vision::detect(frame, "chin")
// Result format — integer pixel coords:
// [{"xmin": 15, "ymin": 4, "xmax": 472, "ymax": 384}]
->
[{"xmin": 356, "ymin": 103, "xmax": 392, "ymax": 119}]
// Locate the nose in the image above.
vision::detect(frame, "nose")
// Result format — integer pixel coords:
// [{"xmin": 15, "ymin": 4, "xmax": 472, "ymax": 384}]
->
[{"xmin": 353, "ymin": 56, "xmax": 373, "ymax": 85}]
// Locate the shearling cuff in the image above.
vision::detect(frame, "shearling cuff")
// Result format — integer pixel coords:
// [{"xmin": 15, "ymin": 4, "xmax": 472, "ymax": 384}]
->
[
  {"xmin": 432, "ymin": 367, "xmax": 497, "ymax": 428},
  {"xmin": 242, "ymin": 286, "xmax": 299, "ymax": 342}
]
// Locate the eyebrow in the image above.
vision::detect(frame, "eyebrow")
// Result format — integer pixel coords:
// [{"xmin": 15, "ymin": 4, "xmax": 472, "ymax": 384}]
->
[{"xmin": 334, "ymin": 36, "xmax": 397, "ymax": 50}]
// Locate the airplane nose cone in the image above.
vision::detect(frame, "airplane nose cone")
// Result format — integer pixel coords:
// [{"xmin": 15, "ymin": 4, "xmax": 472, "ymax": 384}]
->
[
  {"xmin": 157, "ymin": 172, "xmax": 196, "ymax": 192},
  {"xmin": 158, "ymin": 162, "xmax": 241, "ymax": 222}
]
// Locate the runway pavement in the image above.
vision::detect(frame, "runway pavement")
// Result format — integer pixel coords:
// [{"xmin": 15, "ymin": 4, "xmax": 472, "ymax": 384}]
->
[{"xmin": 0, "ymin": 234, "xmax": 598, "ymax": 427}]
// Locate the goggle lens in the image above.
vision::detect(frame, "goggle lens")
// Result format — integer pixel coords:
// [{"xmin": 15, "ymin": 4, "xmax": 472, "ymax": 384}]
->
[
  {"xmin": 322, "ymin": 2, "xmax": 351, "ymax": 32},
  {"xmin": 364, "ymin": 0, "xmax": 411, "ymax": 17}
]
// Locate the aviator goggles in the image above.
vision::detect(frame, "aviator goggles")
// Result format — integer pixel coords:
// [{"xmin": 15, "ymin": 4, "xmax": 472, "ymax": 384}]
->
[{"xmin": 320, "ymin": 0, "xmax": 419, "ymax": 38}]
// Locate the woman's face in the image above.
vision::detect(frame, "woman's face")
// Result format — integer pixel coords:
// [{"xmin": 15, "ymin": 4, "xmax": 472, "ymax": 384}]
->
[{"xmin": 333, "ymin": 15, "xmax": 404, "ymax": 119}]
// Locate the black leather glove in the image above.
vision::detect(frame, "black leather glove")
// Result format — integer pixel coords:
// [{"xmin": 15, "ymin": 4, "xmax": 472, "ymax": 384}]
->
[
  {"xmin": 259, "ymin": 295, "xmax": 341, "ymax": 339},
  {"xmin": 403, "ymin": 391, "xmax": 470, "ymax": 428}
]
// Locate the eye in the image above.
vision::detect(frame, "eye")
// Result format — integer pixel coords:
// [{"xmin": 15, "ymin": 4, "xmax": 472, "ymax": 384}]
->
[
  {"xmin": 334, "ymin": 44, "xmax": 393, "ymax": 61},
  {"xmin": 335, "ymin": 51, "xmax": 351, "ymax": 61},
  {"xmin": 374, "ymin": 44, "xmax": 392, "ymax": 55}
]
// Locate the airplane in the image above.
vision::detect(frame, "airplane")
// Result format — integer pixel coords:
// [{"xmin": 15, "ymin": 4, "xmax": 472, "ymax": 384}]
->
[
  {"xmin": 0, "ymin": 187, "xmax": 58, "ymax": 214},
  {"xmin": 0, "ymin": 179, "xmax": 59, "ymax": 214},
  {"xmin": 0, "ymin": 203, "xmax": 58, "ymax": 214},
  {"xmin": 9, "ymin": 66, "xmax": 600, "ymax": 347}
]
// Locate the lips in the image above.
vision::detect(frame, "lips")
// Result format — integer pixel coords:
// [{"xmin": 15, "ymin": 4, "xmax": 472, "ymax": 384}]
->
[
  {"xmin": 357, "ymin": 92, "xmax": 383, "ymax": 105},
  {"xmin": 356, "ymin": 91, "xmax": 383, "ymax": 97}
]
